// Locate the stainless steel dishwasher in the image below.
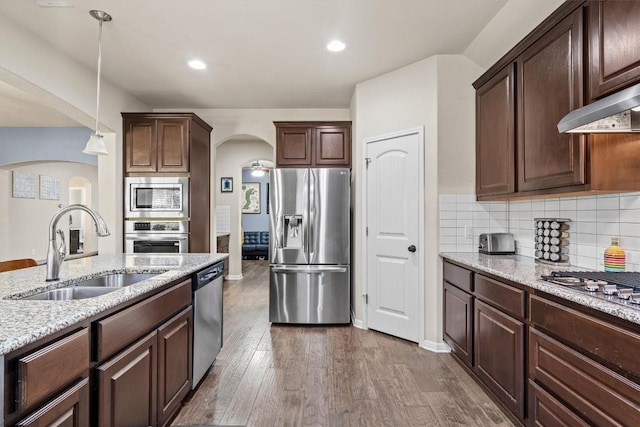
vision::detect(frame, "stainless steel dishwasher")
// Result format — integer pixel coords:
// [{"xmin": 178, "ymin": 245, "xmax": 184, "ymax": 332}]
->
[{"xmin": 192, "ymin": 261, "xmax": 224, "ymax": 389}]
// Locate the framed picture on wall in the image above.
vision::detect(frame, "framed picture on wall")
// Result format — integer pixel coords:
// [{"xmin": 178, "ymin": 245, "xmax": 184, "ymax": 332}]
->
[
  {"xmin": 221, "ymin": 177, "xmax": 233, "ymax": 193},
  {"xmin": 241, "ymin": 182, "xmax": 260, "ymax": 214}
]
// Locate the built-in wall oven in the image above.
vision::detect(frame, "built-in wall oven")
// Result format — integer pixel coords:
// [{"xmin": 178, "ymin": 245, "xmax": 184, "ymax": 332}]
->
[
  {"xmin": 124, "ymin": 177, "xmax": 189, "ymax": 218},
  {"xmin": 124, "ymin": 220, "xmax": 189, "ymax": 253}
]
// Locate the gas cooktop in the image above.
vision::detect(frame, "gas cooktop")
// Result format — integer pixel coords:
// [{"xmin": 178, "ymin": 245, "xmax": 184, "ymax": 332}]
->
[{"xmin": 541, "ymin": 271, "xmax": 640, "ymax": 309}]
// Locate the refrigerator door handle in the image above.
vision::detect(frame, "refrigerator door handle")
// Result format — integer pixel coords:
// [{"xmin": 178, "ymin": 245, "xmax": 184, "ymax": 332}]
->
[
  {"xmin": 271, "ymin": 266, "xmax": 348, "ymax": 274},
  {"xmin": 308, "ymin": 169, "xmax": 315, "ymax": 258}
]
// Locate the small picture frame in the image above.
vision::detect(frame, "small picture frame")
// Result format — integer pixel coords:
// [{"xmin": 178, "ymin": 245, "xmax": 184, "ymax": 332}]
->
[{"xmin": 221, "ymin": 177, "xmax": 233, "ymax": 193}]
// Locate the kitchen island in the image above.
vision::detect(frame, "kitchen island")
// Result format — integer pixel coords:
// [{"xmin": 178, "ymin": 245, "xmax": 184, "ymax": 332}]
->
[
  {"xmin": 442, "ymin": 252, "xmax": 640, "ymax": 427},
  {"xmin": 0, "ymin": 253, "xmax": 226, "ymax": 427}
]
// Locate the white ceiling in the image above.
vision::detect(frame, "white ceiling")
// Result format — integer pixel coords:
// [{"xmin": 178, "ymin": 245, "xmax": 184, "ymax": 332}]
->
[
  {"xmin": 0, "ymin": 0, "xmax": 510, "ymax": 119},
  {"xmin": 0, "ymin": 80, "xmax": 82, "ymax": 126}
]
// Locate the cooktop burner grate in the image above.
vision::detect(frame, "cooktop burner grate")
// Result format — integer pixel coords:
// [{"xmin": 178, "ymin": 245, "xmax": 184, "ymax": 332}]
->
[{"xmin": 546, "ymin": 271, "xmax": 640, "ymax": 288}]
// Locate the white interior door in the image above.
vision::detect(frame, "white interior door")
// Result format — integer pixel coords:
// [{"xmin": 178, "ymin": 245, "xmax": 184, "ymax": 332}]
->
[{"xmin": 365, "ymin": 128, "xmax": 423, "ymax": 342}]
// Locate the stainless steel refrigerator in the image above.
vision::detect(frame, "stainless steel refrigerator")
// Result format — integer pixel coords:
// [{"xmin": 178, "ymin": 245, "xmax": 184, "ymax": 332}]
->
[{"xmin": 269, "ymin": 168, "xmax": 350, "ymax": 324}]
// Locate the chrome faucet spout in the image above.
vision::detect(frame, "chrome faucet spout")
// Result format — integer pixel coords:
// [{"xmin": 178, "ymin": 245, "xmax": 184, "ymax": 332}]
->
[{"xmin": 46, "ymin": 204, "xmax": 110, "ymax": 281}]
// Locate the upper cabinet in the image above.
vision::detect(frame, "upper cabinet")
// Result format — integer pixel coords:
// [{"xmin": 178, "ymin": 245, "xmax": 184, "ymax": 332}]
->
[
  {"xmin": 516, "ymin": 7, "xmax": 586, "ymax": 193},
  {"xmin": 274, "ymin": 121, "xmax": 352, "ymax": 168},
  {"xmin": 123, "ymin": 113, "xmax": 212, "ymax": 175},
  {"xmin": 476, "ymin": 65, "xmax": 515, "ymax": 197},
  {"xmin": 474, "ymin": 1, "xmax": 640, "ymax": 200},
  {"xmin": 588, "ymin": 0, "xmax": 640, "ymax": 100}
]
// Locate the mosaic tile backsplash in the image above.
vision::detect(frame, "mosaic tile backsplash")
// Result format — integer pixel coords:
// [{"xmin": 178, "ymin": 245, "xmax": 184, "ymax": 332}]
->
[{"xmin": 439, "ymin": 192, "xmax": 640, "ymax": 271}]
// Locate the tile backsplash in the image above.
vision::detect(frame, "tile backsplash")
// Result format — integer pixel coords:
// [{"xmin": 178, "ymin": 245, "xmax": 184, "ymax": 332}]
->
[
  {"xmin": 439, "ymin": 192, "xmax": 640, "ymax": 271},
  {"xmin": 216, "ymin": 205, "xmax": 231, "ymax": 234}
]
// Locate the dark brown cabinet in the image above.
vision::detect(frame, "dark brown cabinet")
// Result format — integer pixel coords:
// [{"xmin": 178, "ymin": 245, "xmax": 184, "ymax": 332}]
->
[
  {"xmin": 588, "ymin": 0, "xmax": 640, "ymax": 100},
  {"xmin": 474, "ymin": 299, "xmax": 525, "ymax": 419},
  {"xmin": 3, "ymin": 328, "xmax": 90, "ymax": 427},
  {"xmin": 16, "ymin": 379, "xmax": 90, "ymax": 427},
  {"xmin": 474, "ymin": 2, "xmax": 640, "ymax": 200},
  {"xmin": 157, "ymin": 307, "xmax": 192, "ymax": 427},
  {"xmin": 442, "ymin": 261, "xmax": 525, "ymax": 423},
  {"xmin": 443, "ymin": 262, "xmax": 474, "ymax": 367},
  {"xmin": 275, "ymin": 121, "xmax": 351, "ymax": 168},
  {"xmin": 124, "ymin": 117, "xmax": 192, "ymax": 174},
  {"xmin": 97, "ymin": 307, "xmax": 192, "ymax": 427},
  {"xmin": 122, "ymin": 112, "xmax": 212, "ymax": 252},
  {"xmin": 529, "ymin": 295, "xmax": 640, "ymax": 426},
  {"xmin": 97, "ymin": 332, "xmax": 158, "ymax": 427},
  {"xmin": 516, "ymin": 7, "xmax": 586, "ymax": 193},
  {"xmin": 475, "ymin": 65, "xmax": 515, "ymax": 197}
]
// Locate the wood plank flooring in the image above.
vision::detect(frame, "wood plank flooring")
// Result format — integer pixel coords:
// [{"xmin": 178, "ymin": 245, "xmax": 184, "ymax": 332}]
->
[{"xmin": 171, "ymin": 260, "xmax": 515, "ymax": 427}]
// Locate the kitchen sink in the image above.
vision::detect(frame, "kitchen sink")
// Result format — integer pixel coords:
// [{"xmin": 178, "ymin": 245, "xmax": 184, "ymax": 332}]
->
[
  {"xmin": 10, "ymin": 272, "xmax": 161, "ymax": 301},
  {"xmin": 70, "ymin": 272, "xmax": 158, "ymax": 288},
  {"xmin": 19, "ymin": 286, "xmax": 119, "ymax": 301}
]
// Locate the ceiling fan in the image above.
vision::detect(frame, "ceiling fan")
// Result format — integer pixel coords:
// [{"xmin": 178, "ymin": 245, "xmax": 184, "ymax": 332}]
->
[{"xmin": 250, "ymin": 161, "xmax": 269, "ymax": 177}]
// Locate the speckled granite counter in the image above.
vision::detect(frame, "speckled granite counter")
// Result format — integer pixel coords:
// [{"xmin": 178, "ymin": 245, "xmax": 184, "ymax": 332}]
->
[
  {"xmin": 0, "ymin": 253, "xmax": 227, "ymax": 356},
  {"xmin": 441, "ymin": 252, "xmax": 640, "ymax": 327}
]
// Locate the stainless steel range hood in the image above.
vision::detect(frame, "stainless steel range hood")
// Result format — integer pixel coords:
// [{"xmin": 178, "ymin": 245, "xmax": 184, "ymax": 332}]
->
[{"xmin": 557, "ymin": 83, "xmax": 640, "ymax": 133}]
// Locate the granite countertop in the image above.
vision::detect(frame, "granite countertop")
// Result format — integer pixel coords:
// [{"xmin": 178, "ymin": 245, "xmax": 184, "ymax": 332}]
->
[
  {"xmin": 216, "ymin": 232, "xmax": 230, "ymax": 237},
  {"xmin": 0, "ymin": 253, "xmax": 228, "ymax": 356},
  {"xmin": 441, "ymin": 252, "xmax": 640, "ymax": 327}
]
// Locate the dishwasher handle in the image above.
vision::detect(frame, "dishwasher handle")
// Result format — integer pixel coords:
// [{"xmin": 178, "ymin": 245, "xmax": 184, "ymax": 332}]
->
[{"xmin": 194, "ymin": 262, "xmax": 225, "ymax": 290}]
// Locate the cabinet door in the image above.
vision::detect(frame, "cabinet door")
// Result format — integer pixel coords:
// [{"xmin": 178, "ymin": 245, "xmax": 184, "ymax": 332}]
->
[
  {"xmin": 476, "ymin": 65, "xmax": 515, "ymax": 197},
  {"xmin": 516, "ymin": 8, "xmax": 586, "ymax": 193},
  {"xmin": 157, "ymin": 307, "xmax": 193, "ymax": 427},
  {"xmin": 125, "ymin": 118, "xmax": 158, "ymax": 173},
  {"xmin": 589, "ymin": 1, "xmax": 640, "ymax": 100},
  {"xmin": 314, "ymin": 125, "xmax": 351, "ymax": 167},
  {"xmin": 157, "ymin": 119, "xmax": 189, "ymax": 173},
  {"xmin": 97, "ymin": 332, "xmax": 157, "ymax": 427},
  {"xmin": 474, "ymin": 299, "xmax": 525, "ymax": 419},
  {"xmin": 15, "ymin": 379, "xmax": 89, "ymax": 427},
  {"xmin": 276, "ymin": 126, "xmax": 313, "ymax": 167},
  {"xmin": 443, "ymin": 282, "xmax": 473, "ymax": 367}
]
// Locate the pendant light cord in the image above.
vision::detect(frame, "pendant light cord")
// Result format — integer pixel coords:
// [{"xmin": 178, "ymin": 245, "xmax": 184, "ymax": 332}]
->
[{"xmin": 94, "ymin": 17, "xmax": 103, "ymax": 135}]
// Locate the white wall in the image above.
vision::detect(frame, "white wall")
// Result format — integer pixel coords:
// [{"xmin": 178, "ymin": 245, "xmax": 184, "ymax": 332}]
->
[
  {"xmin": 0, "ymin": 162, "xmax": 98, "ymax": 263},
  {"xmin": 0, "ymin": 14, "xmax": 150, "ymax": 255}
]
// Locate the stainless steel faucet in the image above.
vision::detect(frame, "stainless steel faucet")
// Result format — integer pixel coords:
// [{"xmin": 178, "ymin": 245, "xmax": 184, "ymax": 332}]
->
[{"xmin": 46, "ymin": 204, "xmax": 110, "ymax": 281}]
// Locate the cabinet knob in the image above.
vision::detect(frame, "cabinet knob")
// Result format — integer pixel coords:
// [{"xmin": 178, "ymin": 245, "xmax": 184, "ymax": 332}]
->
[{"xmin": 408, "ymin": 245, "xmax": 416, "ymax": 253}]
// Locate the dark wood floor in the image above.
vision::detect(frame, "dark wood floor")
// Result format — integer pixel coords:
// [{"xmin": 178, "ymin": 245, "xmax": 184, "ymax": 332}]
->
[{"xmin": 172, "ymin": 260, "xmax": 514, "ymax": 427}]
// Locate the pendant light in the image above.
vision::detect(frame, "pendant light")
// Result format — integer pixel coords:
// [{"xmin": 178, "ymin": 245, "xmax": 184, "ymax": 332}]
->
[
  {"xmin": 251, "ymin": 161, "xmax": 265, "ymax": 177},
  {"xmin": 83, "ymin": 10, "xmax": 112, "ymax": 156}
]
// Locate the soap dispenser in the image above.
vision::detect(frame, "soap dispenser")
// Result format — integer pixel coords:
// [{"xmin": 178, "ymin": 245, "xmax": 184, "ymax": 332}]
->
[{"xmin": 604, "ymin": 236, "xmax": 626, "ymax": 272}]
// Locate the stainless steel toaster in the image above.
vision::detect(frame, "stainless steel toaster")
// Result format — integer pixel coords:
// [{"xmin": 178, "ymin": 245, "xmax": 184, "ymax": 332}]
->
[{"xmin": 479, "ymin": 233, "xmax": 515, "ymax": 255}]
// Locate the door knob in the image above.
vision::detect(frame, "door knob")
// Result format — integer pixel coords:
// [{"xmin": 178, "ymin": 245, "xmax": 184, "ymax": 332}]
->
[{"xmin": 408, "ymin": 245, "xmax": 416, "ymax": 253}]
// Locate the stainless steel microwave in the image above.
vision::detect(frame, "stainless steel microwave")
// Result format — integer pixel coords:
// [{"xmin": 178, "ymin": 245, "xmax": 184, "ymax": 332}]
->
[{"xmin": 124, "ymin": 177, "xmax": 189, "ymax": 218}]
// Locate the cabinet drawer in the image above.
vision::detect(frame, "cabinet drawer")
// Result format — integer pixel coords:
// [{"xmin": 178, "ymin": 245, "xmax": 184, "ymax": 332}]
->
[
  {"xmin": 528, "ymin": 380, "xmax": 588, "ymax": 427},
  {"xmin": 96, "ymin": 280, "xmax": 191, "ymax": 362},
  {"xmin": 443, "ymin": 261, "xmax": 473, "ymax": 292},
  {"xmin": 16, "ymin": 378, "xmax": 89, "ymax": 427},
  {"xmin": 17, "ymin": 328, "xmax": 89, "ymax": 412},
  {"xmin": 530, "ymin": 295, "xmax": 640, "ymax": 378},
  {"xmin": 475, "ymin": 274, "xmax": 525, "ymax": 319},
  {"xmin": 530, "ymin": 328, "xmax": 640, "ymax": 427}
]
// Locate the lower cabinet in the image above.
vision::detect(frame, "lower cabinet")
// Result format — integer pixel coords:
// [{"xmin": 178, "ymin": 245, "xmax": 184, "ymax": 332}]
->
[
  {"xmin": 443, "ymin": 258, "xmax": 640, "ymax": 427},
  {"xmin": 96, "ymin": 306, "xmax": 193, "ymax": 427},
  {"xmin": 16, "ymin": 378, "xmax": 90, "ymax": 427},
  {"xmin": 443, "ymin": 282, "xmax": 473, "ymax": 367},
  {"xmin": 97, "ymin": 332, "xmax": 158, "ymax": 427},
  {"xmin": 474, "ymin": 299, "xmax": 525, "ymax": 418}
]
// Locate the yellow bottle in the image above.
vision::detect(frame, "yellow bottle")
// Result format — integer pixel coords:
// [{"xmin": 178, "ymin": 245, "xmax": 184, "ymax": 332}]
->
[{"xmin": 604, "ymin": 237, "xmax": 625, "ymax": 272}]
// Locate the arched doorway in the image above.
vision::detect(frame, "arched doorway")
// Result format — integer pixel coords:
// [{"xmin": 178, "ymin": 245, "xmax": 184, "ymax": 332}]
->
[{"xmin": 214, "ymin": 138, "xmax": 274, "ymax": 280}]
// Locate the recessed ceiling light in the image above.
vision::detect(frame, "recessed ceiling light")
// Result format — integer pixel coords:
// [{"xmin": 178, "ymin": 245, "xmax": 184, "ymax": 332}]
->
[
  {"xmin": 188, "ymin": 59, "xmax": 207, "ymax": 70},
  {"xmin": 327, "ymin": 40, "xmax": 346, "ymax": 52}
]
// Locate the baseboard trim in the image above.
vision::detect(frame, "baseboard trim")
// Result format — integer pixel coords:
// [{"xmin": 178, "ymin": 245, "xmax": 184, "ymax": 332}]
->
[
  {"xmin": 225, "ymin": 274, "xmax": 243, "ymax": 281},
  {"xmin": 420, "ymin": 340, "xmax": 451, "ymax": 353},
  {"xmin": 351, "ymin": 318, "xmax": 366, "ymax": 329}
]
